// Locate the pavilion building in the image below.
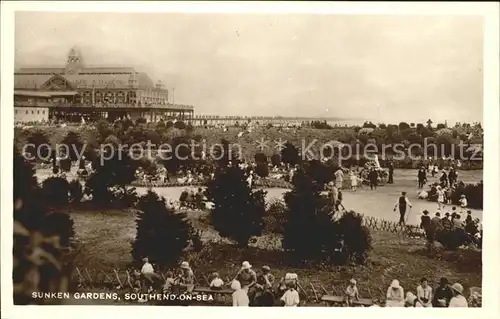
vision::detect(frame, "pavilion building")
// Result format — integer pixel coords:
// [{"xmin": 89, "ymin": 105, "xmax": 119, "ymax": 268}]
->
[{"xmin": 14, "ymin": 47, "xmax": 194, "ymax": 123}]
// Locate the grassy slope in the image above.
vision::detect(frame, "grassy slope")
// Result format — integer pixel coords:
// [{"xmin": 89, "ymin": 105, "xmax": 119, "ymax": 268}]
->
[{"xmin": 70, "ymin": 208, "xmax": 481, "ymax": 305}]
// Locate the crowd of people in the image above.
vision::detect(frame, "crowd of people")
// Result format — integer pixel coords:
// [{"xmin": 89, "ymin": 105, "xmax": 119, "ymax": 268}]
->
[{"xmin": 131, "ymin": 258, "xmax": 474, "ymax": 307}]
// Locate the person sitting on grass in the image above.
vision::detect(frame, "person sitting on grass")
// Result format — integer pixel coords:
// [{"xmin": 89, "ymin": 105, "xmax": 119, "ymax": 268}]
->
[
  {"xmin": 432, "ymin": 277, "xmax": 453, "ymax": 307},
  {"xmin": 163, "ymin": 271, "xmax": 175, "ymax": 293},
  {"xmin": 385, "ymin": 280, "xmax": 405, "ymax": 307},
  {"xmin": 441, "ymin": 213, "xmax": 453, "ymax": 231},
  {"xmin": 280, "ymin": 282, "xmax": 300, "ymax": 307},
  {"xmin": 209, "ymin": 272, "xmax": 224, "ymax": 290},
  {"xmin": 345, "ymin": 279, "xmax": 360, "ymax": 306},
  {"xmin": 404, "ymin": 292, "xmax": 423, "ymax": 307},
  {"xmin": 231, "ymin": 280, "xmax": 249, "ymax": 307},
  {"xmin": 453, "ymin": 214, "xmax": 463, "ymax": 229},
  {"xmin": 449, "ymin": 283, "xmax": 468, "ymax": 307},
  {"xmin": 416, "ymin": 277, "xmax": 433, "ymax": 307}
]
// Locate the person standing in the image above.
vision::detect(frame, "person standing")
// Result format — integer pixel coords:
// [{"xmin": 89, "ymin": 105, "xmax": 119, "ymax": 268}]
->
[
  {"xmin": 394, "ymin": 192, "xmax": 412, "ymax": 225},
  {"xmin": 388, "ymin": 162, "xmax": 394, "ymax": 184},
  {"xmin": 418, "ymin": 167, "xmax": 427, "ymax": 188},
  {"xmin": 436, "ymin": 186, "xmax": 445, "ymax": 211},
  {"xmin": 369, "ymin": 168, "xmax": 378, "ymax": 190}
]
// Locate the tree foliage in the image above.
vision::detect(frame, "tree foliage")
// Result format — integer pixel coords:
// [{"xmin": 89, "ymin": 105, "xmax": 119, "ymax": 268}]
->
[
  {"xmin": 132, "ymin": 190, "xmax": 191, "ymax": 266},
  {"xmin": 205, "ymin": 165, "xmax": 266, "ymax": 247}
]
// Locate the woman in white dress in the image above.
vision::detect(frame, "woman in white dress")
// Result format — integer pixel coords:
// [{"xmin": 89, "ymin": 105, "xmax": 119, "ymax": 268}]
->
[{"xmin": 436, "ymin": 186, "xmax": 445, "ymax": 211}]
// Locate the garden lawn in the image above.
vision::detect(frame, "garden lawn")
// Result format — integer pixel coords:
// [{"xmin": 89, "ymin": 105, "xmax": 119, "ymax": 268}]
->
[{"xmin": 69, "ymin": 208, "xmax": 481, "ymax": 305}]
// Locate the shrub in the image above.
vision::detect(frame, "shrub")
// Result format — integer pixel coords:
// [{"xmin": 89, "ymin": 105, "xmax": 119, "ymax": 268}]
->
[
  {"xmin": 132, "ymin": 190, "xmax": 191, "ymax": 267},
  {"xmin": 42, "ymin": 177, "xmax": 70, "ymax": 208},
  {"xmin": 263, "ymin": 198, "xmax": 287, "ymax": 234},
  {"xmin": 435, "ymin": 229, "xmax": 472, "ymax": 250},
  {"xmin": 283, "ymin": 169, "xmax": 372, "ymax": 264},
  {"xmin": 270, "ymin": 154, "xmax": 281, "ymax": 167},
  {"xmin": 14, "ymin": 152, "xmax": 74, "ymax": 304},
  {"xmin": 61, "ymin": 131, "xmax": 84, "ymax": 161},
  {"xmin": 255, "ymin": 162, "xmax": 269, "ymax": 178},
  {"xmin": 281, "ymin": 142, "xmax": 300, "ymax": 166},
  {"xmin": 451, "ymin": 181, "xmax": 483, "ymax": 209},
  {"xmin": 84, "ymin": 147, "xmax": 138, "ymax": 206},
  {"xmin": 26, "ymin": 130, "xmax": 51, "ymax": 160},
  {"xmin": 205, "ymin": 165, "xmax": 266, "ymax": 247}
]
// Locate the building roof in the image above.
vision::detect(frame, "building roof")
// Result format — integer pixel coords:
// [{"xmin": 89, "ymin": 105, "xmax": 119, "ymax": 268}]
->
[
  {"xmin": 14, "ymin": 70, "xmax": 161, "ymax": 91},
  {"xmin": 14, "ymin": 90, "xmax": 53, "ymax": 97}
]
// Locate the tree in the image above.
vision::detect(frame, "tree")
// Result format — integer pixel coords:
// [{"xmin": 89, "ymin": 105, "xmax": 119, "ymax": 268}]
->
[
  {"xmin": 282, "ymin": 168, "xmax": 335, "ymax": 259},
  {"xmin": 42, "ymin": 177, "xmax": 70, "ymax": 208},
  {"xmin": 26, "ymin": 130, "xmax": 51, "ymax": 160},
  {"xmin": 14, "ymin": 149, "xmax": 74, "ymax": 304},
  {"xmin": 85, "ymin": 147, "xmax": 138, "ymax": 206},
  {"xmin": 281, "ymin": 142, "xmax": 300, "ymax": 166},
  {"xmin": 132, "ymin": 190, "xmax": 191, "ymax": 267},
  {"xmin": 61, "ymin": 131, "xmax": 84, "ymax": 161},
  {"xmin": 283, "ymin": 169, "xmax": 372, "ymax": 264},
  {"xmin": 270, "ymin": 154, "xmax": 281, "ymax": 167},
  {"xmin": 205, "ymin": 165, "xmax": 266, "ymax": 247}
]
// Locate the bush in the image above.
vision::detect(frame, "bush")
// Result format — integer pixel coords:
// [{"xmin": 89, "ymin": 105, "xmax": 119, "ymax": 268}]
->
[
  {"xmin": 255, "ymin": 162, "xmax": 269, "ymax": 178},
  {"xmin": 14, "ymin": 151, "xmax": 74, "ymax": 304},
  {"xmin": 26, "ymin": 130, "xmax": 51, "ymax": 160},
  {"xmin": 281, "ymin": 142, "xmax": 300, "ymax": 166},
  {"xmin": 42, "ymin": 177, "xmax": 70, "ymax": 208},
  {"xmin": 435, "ymin": 229, "xmax": 472, "ymax": 250},
  {"xmin": 263, "ymin": 198, "xmax": 287, "ymax": 234},
  {"xmin": 61, "ymin": 131, "xmax": 84, "ymax": 161},
  {"xmin": 205, "ymin": 165, "xmax": 266, "ymax": 247},
  {"xmin": 451, "ymin": 181, "xmax": 483, "ymax": 209},
  {"xmin": 84, "ymin": 147, "xmax": 138, "ymax": 206},
  {"xmin": 132, "ymin": 190, "xmax": 191, "ymax": 267},
  {"xmin": 283, "ymin": 169, "xmax": 372, "ymax": 264},
  {"xmin": 270, "ymin": 154, "xmax": 281, "ymax": 167}
]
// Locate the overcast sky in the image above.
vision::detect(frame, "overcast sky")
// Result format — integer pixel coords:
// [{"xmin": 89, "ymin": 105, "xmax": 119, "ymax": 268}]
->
[{"xmin": 15, "ymin": 12, "xmax": 483, "ymax": 123}]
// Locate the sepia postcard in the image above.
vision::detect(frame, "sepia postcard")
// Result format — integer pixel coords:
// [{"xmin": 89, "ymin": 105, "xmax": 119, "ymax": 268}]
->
[{"xmin": 1, "ymin": 2, "xmax": 499, "ymax": 319}]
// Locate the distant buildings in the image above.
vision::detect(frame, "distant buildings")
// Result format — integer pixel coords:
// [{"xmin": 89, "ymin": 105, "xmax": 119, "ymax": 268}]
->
[{"xmin": 14, "ymin": 47, "xmax": 194, "ymax": 123}]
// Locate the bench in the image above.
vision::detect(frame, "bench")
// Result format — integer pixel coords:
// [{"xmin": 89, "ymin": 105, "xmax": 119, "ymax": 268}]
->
[
  {"xmin": 193, "ymin": 286, "xmax": 234, "ymax": 295},
  {"xmin": 351, "ymin": 298, "xmax": 374, "ymax": 307},
  {"xmin": 321, "ymin": 295, "xmax": 344, "ymax": 306}
]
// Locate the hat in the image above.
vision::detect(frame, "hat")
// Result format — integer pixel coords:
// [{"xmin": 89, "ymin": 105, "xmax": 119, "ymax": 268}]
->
[
  {"xmin": 230, "ymin": 280, "xmax": 241, "ymax": 290},
  {"xmin": 405, "ymin": 292, "xmax": 417, "ymax": 305},
  {"xmin": 350, "ymin": 279, "xmax": 357, "ymax": 285},
  {"xmin": 390, "ymin": 280, "xmax": 400, "ymax": 289},
  {"xmin": 451, "ymin": 283, "xmax": 464, "ymax": 294},
  {"xmin": 262, "ymin": 265, "xmax": 270, "ymax": 272},
  {"xmin": 241, "ymin": 261, "xmax": 252, "ymax": 270},
  {"xmin": 180, "ymin": 261, "xmax": 190, "ymax": 269}
]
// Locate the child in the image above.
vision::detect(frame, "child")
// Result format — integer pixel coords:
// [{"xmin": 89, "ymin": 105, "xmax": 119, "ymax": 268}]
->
[
  {"xmin": 281, "ymin": 282, "xmax": 300, "ymax": 307},
  {"xmin": 459, "ymin": 195, "xmax": 468, "ymax": 214},
  {"xmin": 231, "ymin": 280, "xmax": 249, "ymax": 307},
  {"xmin": 163, "ymin": 271, "xmax": 175, "ymax": 293},
  {"xmin": 210, "ymin": 272, "xmax": 224, "ymax": 290},
  {"xmin": 345, "ymin": 279, "xmax": 360, "ymax": 306},
  {"xmin": 445, "ymin": 187, "xmax": 453, "ymax": 204}
]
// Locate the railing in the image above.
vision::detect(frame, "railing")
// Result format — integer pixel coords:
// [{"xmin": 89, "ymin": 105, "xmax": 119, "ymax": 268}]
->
[{"xmin": 14, "ymin": 101, "xmax": 194, "ymax": 111}]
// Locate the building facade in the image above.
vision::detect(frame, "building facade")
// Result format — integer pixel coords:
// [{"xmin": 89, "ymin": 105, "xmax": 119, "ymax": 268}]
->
[{"xmin": 14, "ymin": 47, "xmax": 194, "ymax": 123}]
